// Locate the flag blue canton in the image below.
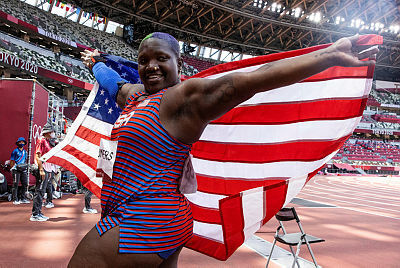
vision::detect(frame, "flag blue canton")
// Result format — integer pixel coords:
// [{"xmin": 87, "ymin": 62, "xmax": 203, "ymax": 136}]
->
[
  {"xmin": 103, "ymin": 54, "xmax": 141, "ymax": 84},
  {"xmin": 87, "ymin": 54, "xmax": 141, "ymax": 124},
  {"xmin": 87, "ymin": 88, "xmax": 121, "ymax": 124}
]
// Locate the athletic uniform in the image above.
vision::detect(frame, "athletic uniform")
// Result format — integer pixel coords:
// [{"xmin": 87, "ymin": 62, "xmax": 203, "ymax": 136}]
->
[{"xmin": 96, "ymin": 89, "xmax": 193, "ymax": 255}]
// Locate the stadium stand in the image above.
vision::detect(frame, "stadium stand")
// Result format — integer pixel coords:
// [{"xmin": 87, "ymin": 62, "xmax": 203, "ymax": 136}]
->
[
  {"xmin": 0, "ymin": 0, "xmax": 137, "ymax": 60},
  {"xmin": 332, "ymin": 138, "xmax": 400, "ymax": 167},
  {"xmin": 0, "ymin": 0, "xmax": 205, "ymax": 78},
  {"xmin": 0, "ymin": 31, "xmax": 95, "ymax": 83},
  {"xmin": 366, "ymin": 94, "xmax": 381, "ymax": 107},
  {"xmin": 372, "ymin": 113, "xmax": 400, "ymax": 123},
  {"xmin": 182, "ymin": 55, "xmax": 216, "ymax": 72}
]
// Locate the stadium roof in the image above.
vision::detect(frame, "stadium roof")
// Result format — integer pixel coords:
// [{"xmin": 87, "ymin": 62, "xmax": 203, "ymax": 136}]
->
[
  {"xmin": 47, "ymin": 0, "xmax": 400, "ymax": 80},
  {"xmin": 67, "ymin": 0, "xmax": 400, "ymax": 79}
]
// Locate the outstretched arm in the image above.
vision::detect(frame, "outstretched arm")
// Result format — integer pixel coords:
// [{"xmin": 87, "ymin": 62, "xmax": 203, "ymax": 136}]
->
[
  {"xmin": 162, "ymin": 35, "xmax": 379, "ymax": 143},
  {"xmin": 81, "ymin": 50, "xmax": 144, "ymax": 109}
]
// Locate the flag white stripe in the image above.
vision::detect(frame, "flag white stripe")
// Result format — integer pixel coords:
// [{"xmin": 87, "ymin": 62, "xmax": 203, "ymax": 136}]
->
[
  {"xmin": 81, "ymin": 115, "xmax": 114, "ymax": 137},
  {"xmin": 193, "ymin": 220, "xmax": 224, "ymax": 243},
  {"xmin": 69, "ymin": 136, "xmax": 100, "ymax": 159},
  {"xmin": 243, "ymin": 222, "xmax": 263, "ymax": 241},
  {"xmin": 242, "ymin": 187, "xmax": 264, "ymax": 240},
  {"xmin": 284, "ymin": 175, "xmax": 307, "ymax": 207},
  {"xmin": 192, "ymin": 150, "xmax": 338, "ymax": 179},
  {"xmin": 203, "ymin": 63, "xmax": 264, "ymax": 79},
  {"xmin": 238, "ymin": 78, "xmax": 371, "ymax": 106},
  {"xmin": 200, "ymin": 117, "xmax": 361, "ymax": 144},
  {"xmin": 56, "ymin": 150, "xmax": 102, "ymax": 188},
  {"xmin": 185, "ymin": 191, "xmax": 227, "ymax": 209}
]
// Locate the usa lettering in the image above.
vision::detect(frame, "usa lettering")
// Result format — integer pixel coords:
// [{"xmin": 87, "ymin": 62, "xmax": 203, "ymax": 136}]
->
[
  {"xmin": 114, "ymin": 111, "xmax": 135, "ymax": 128},
  {"xmin": 98, "ymin": 149, "xmax": 114, "ymax": 161}
]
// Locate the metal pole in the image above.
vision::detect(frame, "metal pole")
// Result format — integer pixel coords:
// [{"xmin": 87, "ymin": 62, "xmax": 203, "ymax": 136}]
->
[{"xmin": 27, "ymin": 80, "xmax": 37, "ymax": 186}]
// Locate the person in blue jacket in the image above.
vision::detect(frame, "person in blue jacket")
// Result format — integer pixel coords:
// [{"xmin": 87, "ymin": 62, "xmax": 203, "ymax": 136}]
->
[{"xmin": 10, "ymin": 137, "xmax": 30, "ymax": 205}]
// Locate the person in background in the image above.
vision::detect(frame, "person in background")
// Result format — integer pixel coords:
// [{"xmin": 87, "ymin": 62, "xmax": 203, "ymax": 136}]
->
[
  {"xmin": 30, "ymin": 124, "xmax": 57, "ymax": 222},
  {"xmin": 10, "ymin": 137, "xmax": 30, "ymax": 205},
  {"xmin": 52, "ymin": 166, "xmax": 62, "ymax": 199},
  {"xmin": 82, "ymin": 187, "xmax": 97, "ymax": 214},
  {"xmin": 76, "ymin": 179, "xmax": 98, "ymax": 214}
]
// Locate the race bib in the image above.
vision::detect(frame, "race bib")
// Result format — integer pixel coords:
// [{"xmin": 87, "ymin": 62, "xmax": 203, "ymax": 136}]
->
[{"xmin": 96, "ymin": 139, "xmax": 118, "ymax": 184}]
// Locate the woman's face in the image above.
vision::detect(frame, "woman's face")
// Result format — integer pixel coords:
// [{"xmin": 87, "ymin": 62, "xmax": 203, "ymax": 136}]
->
[{"xmin": 138, "ymin": 38, "xmax": 182, "ymax": 94}]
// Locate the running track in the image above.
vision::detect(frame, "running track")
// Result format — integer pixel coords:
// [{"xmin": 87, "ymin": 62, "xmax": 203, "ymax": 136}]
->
[{"xmin": 1, "ymin": 175, "xmax": 399, "ymax": 267}]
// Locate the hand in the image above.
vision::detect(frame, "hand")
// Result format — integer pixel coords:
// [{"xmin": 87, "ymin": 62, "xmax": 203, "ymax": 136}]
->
[
  {"xmin": 326, "ymin": 35, "xmax": 379, "ymax": 67},
  {"xmin": 80, "ymin": 49, "xmax": 100, "ymax": 69}
]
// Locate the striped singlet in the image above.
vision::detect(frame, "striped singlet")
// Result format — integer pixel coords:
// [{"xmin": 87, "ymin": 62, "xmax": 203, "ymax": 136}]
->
[{"xmin": 96, "ymin": 89, "xmax": 193, "ymax": 254}]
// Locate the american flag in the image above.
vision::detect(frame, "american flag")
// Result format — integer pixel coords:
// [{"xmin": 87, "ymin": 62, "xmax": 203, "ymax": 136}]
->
[
  {"xmin": 41, "ymin": 54, "xmax": 140, "ymax": 195},
  {"xmin": 43, "ymin": 35, "xmax": 382, "ymax": 260}
]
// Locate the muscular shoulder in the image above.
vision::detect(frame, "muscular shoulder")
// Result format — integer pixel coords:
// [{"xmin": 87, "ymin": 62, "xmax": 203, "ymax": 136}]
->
[
  {"xmin": 159, "ymin": 79, "xmax": 210, "ymax": 144},
  {"xmin": 161, "ymin": 79, "xmax": 198, "ymax": 118},
  {"xmin": 117, "ymin": 83, "xmax": 145, "ymax": 109}
]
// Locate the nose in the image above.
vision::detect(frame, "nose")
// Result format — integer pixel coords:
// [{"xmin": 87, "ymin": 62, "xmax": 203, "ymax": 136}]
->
[{"xmin": 146, "ymin": 60, "xmax": 160, "ymax": 72}]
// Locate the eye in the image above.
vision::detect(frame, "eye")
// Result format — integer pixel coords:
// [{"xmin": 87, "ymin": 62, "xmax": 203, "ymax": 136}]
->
[{"xmin": 158, "ymin": 56, "xmax": 168, "ymax": 61}]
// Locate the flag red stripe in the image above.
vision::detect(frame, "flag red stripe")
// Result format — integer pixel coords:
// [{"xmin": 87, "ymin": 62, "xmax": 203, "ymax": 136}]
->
[
  {"xmin": 75, "ymin": 125, "xmax": 110, "ymax": 145},
  {"xmin": 211, "ymin": 98, "xmax": 366, "ymax": 125},
  {"xmin": 220, "ymin": 193, "xmax": 245, "ymax": 259},
  {"xmin": 62, "ymin": 145, "xmax": 98, "ymax": 170},
  {"xmin": 192, "ymin": 134, "xmax": 351, "ymax": 163},
  {"xmin": 262, "ymin": 182, "xmax": 288, "ymax": 225},
  {"xmin": 190, "ymin": 203, "xmax": 222, "ymax": 224},
  {"xmin": 304, "ymin": 66, "xmax": 372, "ymax": 82},
  {"xmin": 307, "ymin": 164, "xmax": 325, "ymax": 183},
  {"xmin": 185, "ymin": 234, "xmax": 228, "ymax": 261},
  {"xmin": 195, "ymin": 175, "xmax": 287, "ymax": 195},
  {"xmin": 47, "ymin": 156, "xmax": 101, "ymax": 197}
]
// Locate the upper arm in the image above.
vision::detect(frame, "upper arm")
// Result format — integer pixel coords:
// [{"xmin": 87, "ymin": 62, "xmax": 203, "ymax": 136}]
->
[
  {"xmin": 160, "ymin": 74, "xmax": 254, "ymax": 143},
  {"xmin": 116, "ymin": 83, "xmax": 145, "ymax": 109},
  {"xmin": 179, "ymin": 73, "xmax": 254, "ymax": 123}
]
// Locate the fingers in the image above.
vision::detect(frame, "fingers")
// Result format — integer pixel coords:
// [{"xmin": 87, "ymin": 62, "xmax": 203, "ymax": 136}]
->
[
  {"xmin": 80, "ymin": 49, "xmax": 98, "ymax": 58},
  {"xmin": 347, "ymin": 34, "xmax": 359, "ymax": 46},
  {"xmin": 357, "ymin": 45, "xmax": 379, "ymax": 61}
]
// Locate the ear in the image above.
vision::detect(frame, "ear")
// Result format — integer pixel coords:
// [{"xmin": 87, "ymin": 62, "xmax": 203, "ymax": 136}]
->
[{"xmin": 177, "ymin": 56, "xmax": 183, "ymax": 75}]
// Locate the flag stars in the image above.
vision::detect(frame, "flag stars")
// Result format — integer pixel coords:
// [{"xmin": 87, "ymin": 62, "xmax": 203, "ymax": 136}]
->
[
  {"xmin": 93, "ymin": 103, "xmax": 101, "ymax": 110},
  {"xmin": 118, "ymin": 64, "xmax": 123, "ymax": 70},
  {"xmin": 105, "ymin": 98, "xmax": 109, "ymax": 105},
  {"xmin": 108, "ymin": 107, "xmax": 114, "ymax": 114},
  {"xmin": 100, "ymin": 90, "xmax": 105, "ymax": 95},
  {"xmin": 121, "ymin": 72, "xmax": 128, "ymax": 78}
]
